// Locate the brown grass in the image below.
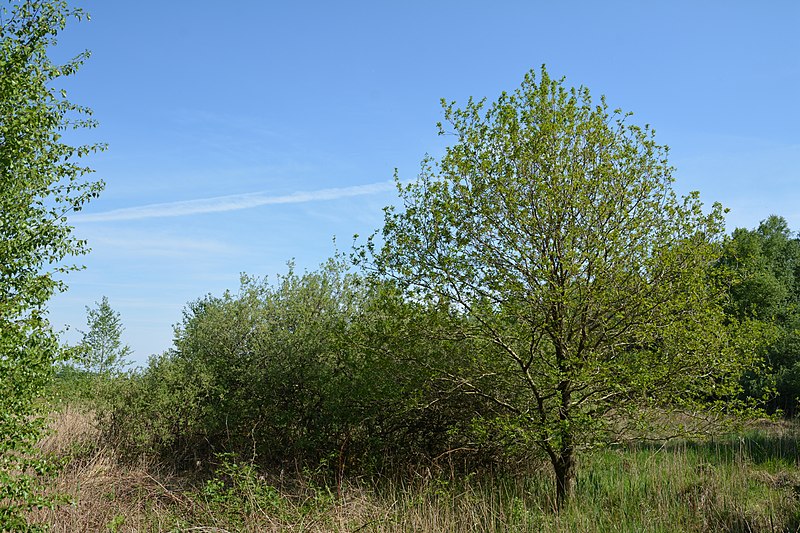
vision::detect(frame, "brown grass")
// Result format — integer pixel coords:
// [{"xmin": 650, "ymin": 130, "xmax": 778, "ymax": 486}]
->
[
  {"xmin": 28, "ymin": 407, "xmax": 405, "ymax": 531},
  {"xmin": 30, "ymin": 406, "xmax": 188, "ymax": 532}
]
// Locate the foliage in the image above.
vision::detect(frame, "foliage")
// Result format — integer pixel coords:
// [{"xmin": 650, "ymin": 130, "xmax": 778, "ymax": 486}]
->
[
  {"xmin": 0, "ymin": 0, "xmax": 102, "ymax": 528},
  {"xmin": 103, "ymin": 350, "xmax": 202, "ymax": 463},
  {"xmin": 110, "ymin": 264, "xmax": 373, "ymax": 466},
  {"xmin": 366, "ymin": 66, "xmax": 757, "ymax": 506},
  {"xmin": 720, "ymin": 215, "xmax": 800, "ymax": 415},
  {"xmin": 197, "ymin": 453, "xmax": 313, "ymax": 527},
  {"xmin": 345, "ymin": 280, "xmax": 520, "ymax": 471},
  {"xmin": 105, "ymin": 260, "xmax": 510, "ymax": 477},
  {"xmin": 170, "ymin": 261, "xmax": 366, "ymax": 466},
  {"xmin": 50, "ymin": 297, "xmax": 132, "ymax": 407}
]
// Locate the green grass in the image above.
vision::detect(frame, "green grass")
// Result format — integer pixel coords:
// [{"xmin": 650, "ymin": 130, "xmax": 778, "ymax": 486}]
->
[{"xmin": 352, "ymin": 431, "xmax": 800, "ymax": 532}]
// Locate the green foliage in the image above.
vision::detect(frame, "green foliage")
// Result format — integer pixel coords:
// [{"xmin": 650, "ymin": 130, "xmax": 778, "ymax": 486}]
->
[
  {"xmin": 104, "ymin": 351, "xmax": 203, "ymax": 463},
  {"xmin": 346, "ymin": 280, "xmax": 520, "ymax": 470},
  {"xmin": 367, "ymin": 66, "xmax": 757, "ymax": 505},
  {"xmin": 721, "ymin": 216, "xmax": 799, "ymax": 322},
  {"xmin": 721, "ymin": 216, "xmax": 800, "ymax": 414},
  {"xmin": 166, "ymin": 260, "xmax": 372, "ymax": 467},
  {"xmin": 74, "ymin": 296, "xmax": 131, "ymax": 377},
  {"xmin": 106, "ymin": 260, "xmax": 506, "ymax": 477},
  {"xmin": 199, "ymin": 453, "xmax": 286, "ymax": 524},
  {"xmin": 110, "ymin": 263, "xmax": 375, "ymax": 465},
  {"xmin": 0, "ymin": 0, "xmax": 102, "ymax": 528},
  {"xmin": 49, "ymin": 297, "xmax": 132, "ymax": 408}
]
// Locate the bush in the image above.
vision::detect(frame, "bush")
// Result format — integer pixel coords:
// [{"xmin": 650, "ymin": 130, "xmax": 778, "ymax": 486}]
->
[{"xmin": 105, "ymin": 261, "xmax": 517, "ymax": 478}]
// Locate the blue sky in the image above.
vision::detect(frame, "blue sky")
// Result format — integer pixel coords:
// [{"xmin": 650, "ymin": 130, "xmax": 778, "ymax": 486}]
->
[{"xmin": 47, "ymin": 1, "xmax": 799, "ymax": 364}]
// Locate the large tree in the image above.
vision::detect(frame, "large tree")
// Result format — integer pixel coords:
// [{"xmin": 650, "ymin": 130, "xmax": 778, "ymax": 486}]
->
[
  {"xmin": 0, "ymin": 1, "xmax": 102, "ymax": 527},
  {"xmin": 369, "ymin": 67, "xmax": 755, "ymax": 507}
]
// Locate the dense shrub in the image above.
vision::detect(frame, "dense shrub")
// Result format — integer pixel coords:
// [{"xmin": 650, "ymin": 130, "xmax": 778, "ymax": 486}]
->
[{"xmin": 105, "ymin": 261, "xmax": 506, "ymax": 475}]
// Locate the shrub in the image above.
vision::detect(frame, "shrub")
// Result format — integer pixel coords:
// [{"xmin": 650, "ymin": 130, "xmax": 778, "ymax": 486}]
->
[{"xmin": 105, "ymin": 261, "xmax": 510, "ymax": 477}]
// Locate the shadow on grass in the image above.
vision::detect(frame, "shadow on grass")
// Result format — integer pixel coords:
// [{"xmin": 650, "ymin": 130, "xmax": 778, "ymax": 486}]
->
[{"xmin": 633, "ymin": 427, "xmax": 800, "ymax": 470}]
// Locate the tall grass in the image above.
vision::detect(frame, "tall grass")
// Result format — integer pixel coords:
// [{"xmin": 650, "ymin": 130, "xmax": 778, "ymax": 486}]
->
[{"xmin": 28, "ymin": 407, "xmax": 800, "ymax": 532}]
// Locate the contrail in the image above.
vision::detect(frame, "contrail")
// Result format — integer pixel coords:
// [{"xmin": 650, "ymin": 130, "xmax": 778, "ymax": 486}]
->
[{"xmin": 73, "ymin": 181, "xmax": 396, "ymax": 222}]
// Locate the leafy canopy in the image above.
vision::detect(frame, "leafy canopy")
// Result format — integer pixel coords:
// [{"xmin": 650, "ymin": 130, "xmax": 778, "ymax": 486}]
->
[{"xmin": 720, "ymin": 216, "xmax": 800, "ymax": 415}]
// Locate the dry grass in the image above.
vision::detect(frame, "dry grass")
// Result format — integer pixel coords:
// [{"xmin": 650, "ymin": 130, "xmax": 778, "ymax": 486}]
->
[
  {"xmin": 31, "ymin": 406, "xmax": 188, "ymax": 532},
  {"xmin": 36, "ymin": 404, "xmax": 98, "ymax": 458},
  {"xmin": 28, "ymin": 407, "xmax": 407, "ymax": 531}
]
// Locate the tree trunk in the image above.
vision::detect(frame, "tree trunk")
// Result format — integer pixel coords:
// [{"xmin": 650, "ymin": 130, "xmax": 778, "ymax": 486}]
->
[{"xmin": 553, "ymin": 447, "xmax": 575, "ymax": 510}]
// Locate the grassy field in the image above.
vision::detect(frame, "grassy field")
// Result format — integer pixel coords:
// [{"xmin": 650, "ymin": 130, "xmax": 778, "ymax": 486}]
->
[{"xmin": 28, "ymin": 406, "xmax": 800, "ymax": 532}]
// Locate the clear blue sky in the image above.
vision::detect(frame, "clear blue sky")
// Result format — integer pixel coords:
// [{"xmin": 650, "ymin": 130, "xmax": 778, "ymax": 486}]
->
[{"xmin": 47, "ymin": 1, "xmax": 800, "ymax": 365}]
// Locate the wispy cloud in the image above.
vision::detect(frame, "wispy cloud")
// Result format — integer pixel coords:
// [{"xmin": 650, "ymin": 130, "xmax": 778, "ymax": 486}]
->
[{"xmin": 74, "ymin": 181, "xmax": 397, "ymax": 223}]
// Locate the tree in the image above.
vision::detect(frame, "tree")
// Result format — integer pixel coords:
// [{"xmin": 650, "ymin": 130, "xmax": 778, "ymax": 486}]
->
[
  {"xmin": 76, "ymin": 296, "xmax": 131, "ymax": 376},
  {"xmin": 722, "ymin": 216, "xmax": 799, "ymax": 322},
  {"xmin": 720, "ymin": 216, "xmax": 800, "ymax": 414},
  {"xmin": 368, "ymin": 66, "xmax": 755, "ymax": 507},
  {"xmin": 0, "ymin": 0, "xmax": 102, "ymax": 528}
]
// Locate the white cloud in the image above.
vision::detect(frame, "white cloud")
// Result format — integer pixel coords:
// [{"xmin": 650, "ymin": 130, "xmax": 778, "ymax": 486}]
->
[{"xmin": 74, "ymin": 181, "xmax": 397, "ymax": 223}]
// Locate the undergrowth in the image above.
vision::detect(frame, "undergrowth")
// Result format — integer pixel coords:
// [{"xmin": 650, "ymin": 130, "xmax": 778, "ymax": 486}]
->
[{"xmin": 23, "ymin": 407, "xmax": 800, "ymax": 532}]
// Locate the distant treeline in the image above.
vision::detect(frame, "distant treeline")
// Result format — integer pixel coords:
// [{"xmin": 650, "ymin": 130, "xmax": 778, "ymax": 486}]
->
[{"xmin": 721, "ymin": 215, "xmax": 800, "ymax": 415}]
